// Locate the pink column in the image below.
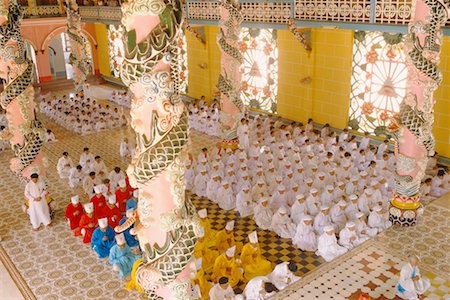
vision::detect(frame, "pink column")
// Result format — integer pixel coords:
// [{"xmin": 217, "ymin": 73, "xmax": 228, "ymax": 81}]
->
[
  {"xmin": 114, "ymin": 0, "xmax": 197, "ymax": 298},
  {"xmin": 216, "ymin": 0, "xmax": 244, "ymax": 146},
  {"xmin": 388, "ymin": 0, "xmax": 449, "ymax": 226},
  {"xmin": 0, "ymin": 1, "xmax": 46, "ymax": 181}
]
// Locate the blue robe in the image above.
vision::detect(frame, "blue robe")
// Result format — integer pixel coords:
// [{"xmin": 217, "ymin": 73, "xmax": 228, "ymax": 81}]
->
[
  {"xmin": 91, "ymin": 226, "xmax": 116, "ymax": 258},
  {"xmin": 126, "ymin": 198, "xmax": 137, "ymax": 211},
  {"xmin": 108, "ymin": 244, "xmax": 141, "ymax": 277},
  {"xmin": 119, "ymin": 217, "xmax": 140, "ymax": 248}
]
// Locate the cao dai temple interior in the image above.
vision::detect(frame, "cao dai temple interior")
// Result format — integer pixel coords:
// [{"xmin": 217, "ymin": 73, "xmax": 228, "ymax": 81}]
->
[{"xmin": 0, "ymin": 0, "xmax": 448, "ymax": 299}]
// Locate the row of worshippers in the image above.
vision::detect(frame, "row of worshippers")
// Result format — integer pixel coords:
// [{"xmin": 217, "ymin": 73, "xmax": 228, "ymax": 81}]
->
[
  {"xmin": 109, "ymin": 90, "xmax": 131, "ymax": 108},
  {"xmin": 119, "ymin": 138, "xmax": 136, "ymax": 159},
  {"xmin": 39, "ymin": 94, "xmax": 127, "ymax": 134},
  {"xmin": 57, "ymin": 148, "xmax": 131, "ymax": 196},
  {"xmin": 187, "ymin": 97, "xmax": 221, "ymax": 136},
  {"xmin": 193, "ymin": 213, "xmax": 300, "ymax": 299},
  {"xmin": 64, "ymin": 181, "xmax": 141, "ymax": 278}
]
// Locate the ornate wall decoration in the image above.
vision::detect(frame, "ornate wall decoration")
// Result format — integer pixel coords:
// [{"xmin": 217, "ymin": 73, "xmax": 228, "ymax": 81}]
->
[
  {"xmin": 0, "ymin": 0, "xmax": 46, "ymax": 181},
  {"xmin": 387, "ymin": 0, "xmax": 449, "ymax": 226},
  {"xmin": 117, "ymin": 0, "xmax": 197, "ymax": 298},
  {"xmin": 107, "ymin": 24, "xmax": 125, "ymax": 78},
  {"xmin": 239, "ymin": 27, "xmax": 278, "ymax": 113},
  {"xmin": 349, "ymin": 31, "xmax": 407, "ymax": 136},
  {"xmin": 217, "ymin": 0, "xmax": 244, "ymax": 141},
  {"xmin": 295, "ymin": 0, "xmax": 371, "ymax": 22},
  {"xmin": 64, "ymin": 0, "xmax": 90, "ymax": 92},
  {"xmin": 177, "ymin": 30, "xmax": 188, "ymax": 94}
]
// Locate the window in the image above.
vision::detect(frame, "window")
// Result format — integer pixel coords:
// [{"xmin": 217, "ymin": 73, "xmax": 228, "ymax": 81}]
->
[
  {"xmin": 239, "ymin": 28, "xmax": 278, "ymax": 113},
  {"xmin": 108, "ymin": 25, "xmax": 125, "ymax": 78},
  {"xmin": 349, "ymin": 31, "xmax": 407, "ymax": 136}
]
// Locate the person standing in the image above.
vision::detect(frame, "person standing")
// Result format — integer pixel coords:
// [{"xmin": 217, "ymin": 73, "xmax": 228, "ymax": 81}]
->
[{"xmin": 24, "ymin": 174, "xmax": 51, "ymax": 230}]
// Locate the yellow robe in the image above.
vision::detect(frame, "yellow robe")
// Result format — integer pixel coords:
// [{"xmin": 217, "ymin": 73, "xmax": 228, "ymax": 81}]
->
[
  {"xmin": 192, "ymin": 268, "xmax": 212, "ymax": 300},
  {"xmin": 240, "ymin": 243, "xmax": 273, "ymax": 281},
  {"xmin": 194, "ymin": 238, "xmax": 219, "ymax": 271},
  {"xmin": 125, "ymin": 258, "xmax": 144, "ymax": 293},
  {"xmin": 200, "ymin": 217, "xmax": 217, "ymax": 247},
  {"xmin": 212, "ymin": 254, "xmax": 243, "ymax": 288},
  {"xmin": 215, "ymin": 229, "xmax": 243, "ymax": 254}
]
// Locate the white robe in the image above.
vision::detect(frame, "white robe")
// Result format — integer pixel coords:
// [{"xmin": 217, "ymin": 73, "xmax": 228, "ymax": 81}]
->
[
  {"xmin": 254, "ymin": 203, "xmax": 273, "ymax": 230},
  {"xmin": 68, "ymin": 168, "xmax": 84, "ymax": 188},
  {"xmin": 79, "ymin": 153, "xmax": 95, "ymax": 171},
  {"xmin": 292, "ymin": 222, "xmax": 317, "ymax": 251},
  {"xmin": 269, "ymin": 191, "xmax": 288, "ymax": 210},
  {"xmin": 396, "ymin": 263, "xmax": 430, "ymax": 300},
  {"xmin": 206, "ymin": 179, "xmax": 221, "ymax": 202},
  {"xmin": 355, "ymin": 219, "xmax": 377, "ymax": 238},
  {"xmin": 290, "ymin": 201, "xmax": 307, "ymax": 225},
  {"xmin": 244, "ymin": 276, "xmax": 274, "ymax": 300},
  {"xmin": 217, "ymin": 186, "xmax": 235, "ymax": 210},
  {"xmin": 314, "ymin": 212, "xmax": 334, "ymax": 235},
  {"xmin": 209, "ymin": 283, "xmax": 235, "ymax": 300},
  {"xmin": 368, "ymin": 211, "xmax": 392, "ymax": 233},
  {"xmin": 305, "ymin": 195, "xmax": 319, "ymax": 216},
  {"xmin": 345, "ymin": 202, "xmax": 360, "ymax": 220},
  {"xmin": 236, "ymin": 190, "xmax": 254, "ymax": 217},
  {"xmin": 109, "ymin": 170, "xmax": 126, "ymax": 192},
  {"xmin": 320, "ymin": 191, "xmax": 334, "ymax": 207},
  {"xmin": 268, "ymin": 262, "xmax": 300, "ymax": 291},
  {"xmin": 338, "ymin": 228, "xmax": 365, "ymax": 250},
  {"xmin": 271, "ymin": 213, "xmax": 296, "ymax": 239},
  {"xmin": 330, "ymin": 205, "xmax": 347, "ymax": 231},
  {"xmin": 24, "ymin": 181, "xmax": 51, "ymax": 229},
  {"xmin": 57, "ymin": 156, "xmax": 73, "ymax": 179},
  {"xmin": 316, "ymin": 232, "xmax": 348, "ymax": 262},
  {"xmin": 185, "ymin": 168, "xmax": 195, "ymax": 191},
  {"xmin": 193, "ymin": 173, "xmax": 209, "ymax": 197},
  {"xmin": 357, "ymin": 194, "xmax": 371, "ymax": 215}
]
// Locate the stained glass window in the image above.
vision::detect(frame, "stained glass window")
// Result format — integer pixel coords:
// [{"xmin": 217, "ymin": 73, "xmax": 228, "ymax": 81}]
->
[
  {"xmin": 177, "ymin": 30, "xmax": 188, "ymax": 94},
  {"xmin": 349, "ymin": 31, "xmax": 407, "ymax": 136},
  {"xmin": 108, "ymin": 25, "xmax": 125, "ymax": 78},
  {"xmin": 239, "ymin": 28, "xmax": 278, "ymax": 113}
]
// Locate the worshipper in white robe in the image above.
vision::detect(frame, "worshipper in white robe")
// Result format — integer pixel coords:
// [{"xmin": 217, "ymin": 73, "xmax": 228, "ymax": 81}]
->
[
  {"xmin": 268, "ymin": 261, "xmax": 300, "ymax": 291},
  {"xmin": 345, "ymin": 194, "xmax": 360, "ymax": 220},
  {"xmin": 69, "ymin": 165, "xmax": 84, "ymax": 188},
  {"xmin": 396, "ymin": 255, "xmax": 430, "ymax": 300},
  {"xmin": 269, "ymin": 185, "xmax": 288, "ymax": 210},
  {"xmin": 314, "ymin": 206, "xmax": 334, "ymax": 235},
  {"xmin": 357, "ymin": 171, "xmax": 369, "ymax": 192},
  {"xmin": 217, "ymin": 181, "xmax": 235, "ymax": 211},
  {"xmin": 305, "ymin": 188, "xmax": 320, "ymax": 216},
  {"xmin": 254, "ymin": 197, "xmax": 273, "ymax": 230},
  {"xmin": 368, "ymin": 205, "xmax": 392, "ymax": 233},
  {"xmin": 357, "ymin": 189, "xmax": 372, "ymax": 215},
  {"xmin": 209, "ymin": 277, "xmax": 236, "ymax": 300},
  {"xmin": 109, "ymin": 167, "xmax": 126, "ymax": 192},
  {"xmin": 358, "ymin": 132, "xmax": 370, "ymax": 150},
  {"xmin": 243, "ymin": 276, "xmax": 276, "ymax": 300},
  {"xmin": 320, "ymin": 185, "xmax": 335, "ymax": 207},
  {"xmin": 431, "ymin": 170, "xmax": 448, "ymax": 197},
  {"xmin": 330, "ymin": 200, "xmax": 347, "ymax": 231},
  {"xmin": 338, "ymin": 221, "xmax": 366, "ymax": 250},
  {"xmin": 332, "ymin": 182, "xmax": 346, "ymax": 201},
  {"xmin": 236, "ymin": 185, "xmax": 254, "ymax": 218},
  {"xmin": 57, "ymin": 152, "xmax": 73, "ymax": 179},
  {"xmin": 193, "ymin": 168, "xmax": 209, "ymax": 197},
  {"xmin": 290, "ymin": 194, "xmax": 307, "ymax": 225},
  {"xmin": 238, "ymin": 118, "xmax": 250, "ymax": 150},
  {"xmin": 185, "ymin": 161, "xmax": 195, "ymax": 191},
  {"xmin": 252, "ymin": 179, "xmax": 268, "ymax": 200},
  {"xmin": 93, "ymin": 156, "xmax": 108, "ymax": 181},
  {"xmin": 376, "ymin": 139, "xmax": 389, "ymax": 158},
  {"xmin": 345, "ymin": 177, "xmax": 359, "ymax": 196},
  {"xmin": 354, "ymin": 212, "xmax": 377, "ymax": 238},
  {"xmin": 225, "ymin": 168, "xmax": 238, "ymax": 194},
  {"xmin": 292, "ymin": 215, "xmax": 317, "ymax": 252},
  {"xmin": 24, "ymin": 173, "xmax": 51, "ymax": 230},
  {"xmin": 45, "ymin": 129, "xmax": 57, "ymax": 143},
  {"xmin": 83, "ymin": 171, "xmax": 100, "ymax": 197},
  {"xmin": 312, "ymin": 172, "xmax": 327, "ymax": 192},
  {"xmin": 271, "ymin": 206, "xmax": 296, "ymax": 239},
  {"xmin": 79, "ymin": 147, "xmax": 95, "ymax": 173},
  {"xmin": 316, "ymin": 226, "xmax": 348, "ymax": 262},
  {"xmin": 206, "ymin": 174, "xmax": 222, "ymax": 202}
]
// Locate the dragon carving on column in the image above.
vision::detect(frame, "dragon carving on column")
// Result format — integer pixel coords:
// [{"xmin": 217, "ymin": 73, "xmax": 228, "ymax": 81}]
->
[
  {"xmin": 216, "ymin": 0, "xmax": 243, "ymax": 143},
  {"xmin": 0, "ymin": 0, "xmax": 46, "ymax": 181},
  {"xmin": 115, "ymin": 0, "xmax": 197, "ymax": 298},
  {"xmin": 388, "ymin": 0, "xmax": 449, "ymax": 226},
  {"xmin": 64, "ymin": 0, "xmax": 90, "ymax": 92}
]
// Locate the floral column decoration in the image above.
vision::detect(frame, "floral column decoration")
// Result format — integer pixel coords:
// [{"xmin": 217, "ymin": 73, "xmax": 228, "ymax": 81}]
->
[
  {"xmin": 64, "ymin": 0, "xmax": 90, "ymax": 92},
  {"xmin": 0, "ymin": 0, "xmax": 46, "ymax": 181},
  {"xmin": 387, "ymin": 0, "xmax": 449, "ymax": 226},
  {"xmin": 216, "ymin": 0, "xmax": 244, "ymax": 144},
  {"xmin": 115, "ymin": 0, "xmax": 197, "ymax": 298}
]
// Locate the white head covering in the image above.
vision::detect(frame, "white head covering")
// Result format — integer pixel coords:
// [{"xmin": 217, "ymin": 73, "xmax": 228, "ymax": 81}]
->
[
  {"xmin": 318, "ymin": 172, "xmax": 325, "ymax": 177},
  {"xmin": 306, "ymin": 178, "xmax": 313, "ymax": 184},
  {"xmin": 350, "ymin": 194, "xmax": 358, "ymax": 201},
  {"xmin": 225, "ymin": 220, "xmax": 235, "ymax": 231},
  {"xmin": 242, "ymin": 184, "xmax": 250, "ymax": 191},
  {"xmin": 338, "ymin": 200, "xmax": 347, "ymax": 206},
  {"xmin": 119, "ymin": 179, "xmax": 127, "ymax": 188},
  {"xmin": 351, "ymin": 176, "xmax": 358, "ymax": 182},
  {"xmin": 279, "ymin": 206, "xmax": 288, "ymax": 214},
  {"xmin": 346, "ymin": 221, "xmax": 356, "ymax": 228},
  {"xmin": 321, "ymin": 205, "xmax": 330, "ymax": 211},
  {"xmin": 373, "ymin": 206, "xmax": 382, "ymax": 212},
  {"xmin": 302, "ymin": 215, "xmax": 313, "ymax": 222},
  {"xmin": 371, "ymin": 180, "xmax": 379, "ymax": 186},
  {"xmin": 94, "ymin": 185, "xmax": 103, "ymax": 194},
  {"xmin": 108, "ymin": 195, "xmax": 117, "ymax": 205},
  {"xmin": 360, "ymin": 171, "xmax": 368, "ymax": 177},
  {"xmin": 198, "ymin": 227, "xmax": 205, "ymax": 238},
  {"xmin": 326, "ymin": 185, "xmax": 334, "ymax": 191},
  {"xmin": 248, "ymin": 231, "xmax": 258, "ymax": 244},
  {"xmin": 365, "ymin": 189, "xmax": 373, "ymax": 195},
  {"xmin": 296, "ymin": 194, "xmax": 305, "ymax": 200},
  {"xmin": 115, "ymin": 233, "xmax": 126, "ymax": 245},
  {"xmin": 276, "ymin": 176, "xmax": 282, "ymax": 182},
  {"xmin": 355, "ymin": 212, "xmax": 364, "ymax": 218},
  {"xmin": 71, "ymin": 195, "xmax": 79, "ymax": 205},
  {"xmin": 337, "ymin": 181, "xmax": 344, "ymax": 186},
  {"xmin": 98, "ymin": 217, "xmax": 108, "ymax": 228},
  {"xmin": 133, "ymin": 190, "xmax": 139, "ymax": 198},
  {"xmin": 278, "ymin": 185, "xmax": 286, "ymax": 191},
  {"xmin": 198, "ymin": 208, "xmax": 207, "ymax": 219},
  {"xmin": 259, "ymin": 198, "xmax": 268, "ymax": 204},
  {"xmin": 324, "ymin": 225, "xmax": 334, "ymax": 232},
  {"xmin": 310, "ymin": 188, "xmax": 318, "ymax": 194},
  {"xmin": 226, "ymin": 245, "xmax": 236, "ymax": 257},
  {"xmin": 84, "ymin": 202, "xmax": 94, "ymax": 213},
  {"xmin": 257, "ymin": 179, "xmax": 265, "ymax": 185}
]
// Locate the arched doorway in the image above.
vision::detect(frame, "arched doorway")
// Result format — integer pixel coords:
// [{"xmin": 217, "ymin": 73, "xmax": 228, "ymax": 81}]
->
[
  {"xmin": 47, "ymin": 32, "xmax": 94, "ymax": 80},
  {"xmin": 23, "ymin": 41, "xmax": 39, "ymax": 83}
]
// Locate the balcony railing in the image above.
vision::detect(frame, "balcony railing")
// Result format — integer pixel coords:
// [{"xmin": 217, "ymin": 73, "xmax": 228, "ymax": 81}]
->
[
  {"xmin": 79, "ymin": 6, "xmax": 121, "ymax": 23},
  {"xmin": 23, "ymin": 5, "xmax": 65, "ymax": 18}
]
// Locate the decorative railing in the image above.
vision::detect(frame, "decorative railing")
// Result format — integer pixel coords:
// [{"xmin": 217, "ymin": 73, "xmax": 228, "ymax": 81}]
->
[
  {"xmin": 23, "ymin": 5, "xmax": 65, "ymax": 17},
  {"xmin": 295, "ymin": 0, "xmax": 371, "ymax": 23},
  {"xmin": 79, "ymin": 6, "xmax": 121, "ymax": 23}
]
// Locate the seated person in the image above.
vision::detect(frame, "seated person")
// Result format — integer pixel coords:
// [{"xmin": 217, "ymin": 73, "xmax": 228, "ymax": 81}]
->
[
  {"xmin": 240, "ymin": 231, "xmax": 272, "ymax": 281},
  {"xmin": 91, "ymin": 218, "xmax": 116, "ymax": 258},
  {"xmin": 108, "ymin": 233, "xmax": 141, "ymax": 277}
]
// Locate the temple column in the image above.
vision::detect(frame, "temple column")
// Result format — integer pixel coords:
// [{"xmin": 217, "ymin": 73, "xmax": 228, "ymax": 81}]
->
[{"xmin": 388, "ymin": 0, "xmax": 449, "ymax": 226}]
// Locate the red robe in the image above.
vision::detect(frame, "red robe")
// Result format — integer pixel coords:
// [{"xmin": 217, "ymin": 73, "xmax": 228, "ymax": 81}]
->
[
  {"xmin": 102, "ymin": 204, "xmax": 122, "ymax": 228},
  {"xmin": 65, "ymin": 203, "xmax": 83, "ymax": 230},
  {"xmin": 115, "ymin": 188, "xmax": 132, "ymax": 213},
  {"xmin": 90, "ymin": 194, "xmax": 106, "ymax": 217},
  {"xmin": 75, "ymin": 213, "xmax": 98, "ymax": 243}
]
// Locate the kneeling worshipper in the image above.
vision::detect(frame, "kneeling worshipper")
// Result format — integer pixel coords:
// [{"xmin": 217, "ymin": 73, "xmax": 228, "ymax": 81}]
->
[
  {"xmin": 103, "ymin": 195, "xmax": 122, "ymax": 228},
  {"xmin": 91, "ymin": 218, "xmax": 116, "ymax": 258},
  {"xmin": 198, "ymin": 208, "xmax": 217, "ymax": 247},
  {"xmin": 240, "ymin": 231, "xmax": 272, "ymax": 281},
  {"xmin": 119, "ymin": 209, "xmax": 140, "ymax": 248},
  {"xmin": 271, "ymin": 206, "xmax": 296, "ymax": 239},
  {"xmin": 216, "ymin": 221, "xmax": 243, "ymax": 254},
  {"xmin": 75, "ymin": 203, "xmax": 97, "ymax": 243},
  {"xmin": 268, "ymin": 262, "xmax": 300, "ymax": 291},
  {"xmin": 236, "ymin": 184, "xmax": 255, "ymax": 217},
  {"xmin": 338, "ymin": 221, "xmax": 366, "ymax": 250},
  {"xmin": 217, "ymin": 181, "xmax": 236, "ymax": 211},
  {"xmin": 212, "ymin": 246, "xmax": 243, "ymax": 288},
  {"xmin": 254, "ymin": 197, "xmax": 273, "ymax": 230},
  {"xmin": 91, "ymin": 185, "xmax": 107, "ymax": 217},
  {"xmin": 368, "ymin": 205, "xmax": 392, "ymax": 233},
  {"xmin": 192, "ymin": 258, "xmax": 212, "ymax": 300},
  {"xmin": 316, "ymin": 226, "xmax": 348, "ymax": 262},
  {"xmin": 290, "ymin": 194, "xmax": 307, "ymax": 225},
  {"xmin": 396, "ymin": 255, "xmax": 430, "ymax": 300},
  {"xmin": 209, "ymin": 277, "xmax": 236, "ymax": 300},
  {"xmin": 330, "ymin": 200, "xmax": 348, "ymax": 232},
  {"xmin": 314, "ymin": 206, "xmax": 334, "ymax": 235},
  {"xmin": 355, "ymin": 212, "xmax": 377, "ymax": 237},
  {"xmin": 24, "ymin": 173, "xmax": 51, "ymax": 230},
  {"xmin": 126, "ymin": 190, "xmax": 139, "ymax": 211},
  {"xmin": 244, "ymin": 276, "xmax": 277, "ymax": 300},
  {"xmin": 65, "ymin": 195, "xmax": 83, "ymax": 231},
  {"xmin": 194, "ymin": 227, "xmax": 219, "ymax": 272},
  {"xmin": 292, "ymin": 215, "xmax": 317, "ymax": 252},
  {"xmin": 115, "ymin": 179, "xmax": 132, "ymax": 212},
  {"xmin": 57, "ymin": 152, "xmax": 73, "ymax": 179},
  {"xmin": 109, "ymin": 233, "xmax": 141, "ymax": 278}
]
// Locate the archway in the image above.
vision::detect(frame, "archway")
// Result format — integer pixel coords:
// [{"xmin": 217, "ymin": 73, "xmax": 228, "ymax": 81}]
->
[{"xmin": 23, "ymin": 40, "xmax": 39, "ymax": 83}]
